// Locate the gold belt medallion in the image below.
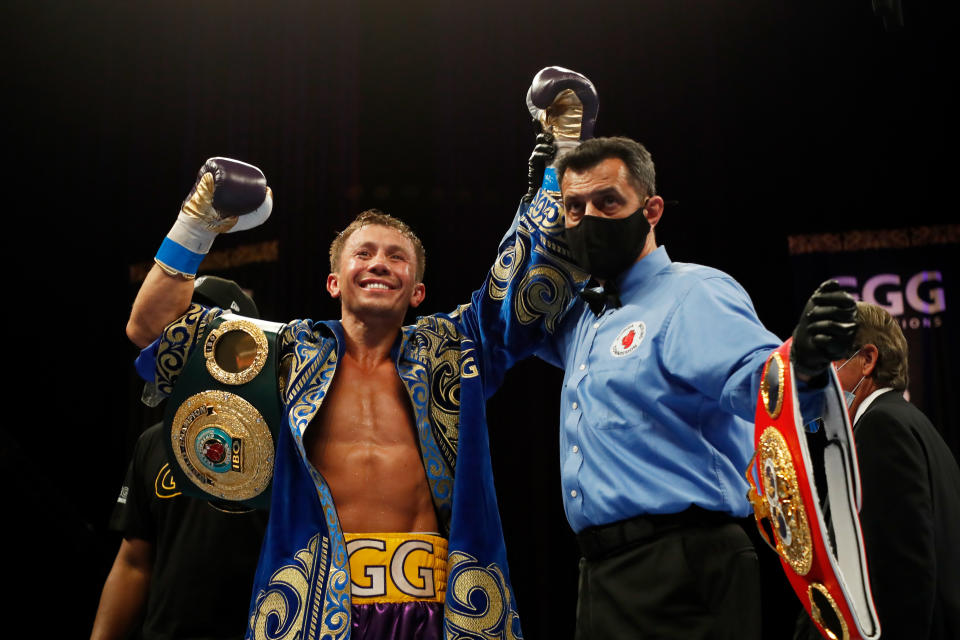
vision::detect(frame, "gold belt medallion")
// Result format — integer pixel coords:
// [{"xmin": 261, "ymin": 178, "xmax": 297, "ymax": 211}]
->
[{"xmin": 170, "ymin": 390, "xmax": 274, "ymax": 502}]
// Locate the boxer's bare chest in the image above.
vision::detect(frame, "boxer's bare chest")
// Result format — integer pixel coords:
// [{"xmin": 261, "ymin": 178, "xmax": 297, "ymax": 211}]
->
[{"xmin": 302, "ymin": 352, "xmax": 438, "ymax": 533}]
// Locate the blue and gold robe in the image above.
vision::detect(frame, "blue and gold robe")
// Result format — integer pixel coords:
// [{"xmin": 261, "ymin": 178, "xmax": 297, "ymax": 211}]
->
[{"xmin": 146, "ymin": 177, "xmax": 581, "ymax": 640}]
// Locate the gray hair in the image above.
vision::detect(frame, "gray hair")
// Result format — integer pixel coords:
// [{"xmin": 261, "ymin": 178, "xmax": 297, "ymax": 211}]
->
[{"xmin": 854, "ymin": 302, "xmax": 909, "ymax": 391}]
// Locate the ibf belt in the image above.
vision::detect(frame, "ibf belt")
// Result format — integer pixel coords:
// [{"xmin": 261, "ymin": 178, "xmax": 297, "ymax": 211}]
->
[
  {"xmin": 345, "ymin": 533, "xmax": 448, "ymax": 604},
  {"xmin": 163, "ymin": 313, "xmax": 285, "ymax": 510},
  {"xmin": 745, "ymin": 340, "xmax": 880, "ymax": 640}
]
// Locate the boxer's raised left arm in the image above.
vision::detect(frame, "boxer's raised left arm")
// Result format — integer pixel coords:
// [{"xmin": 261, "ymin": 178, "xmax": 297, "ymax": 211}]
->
[{"xmin": 452, "ymin": 68, "xmax": 597, "ymax": 391}]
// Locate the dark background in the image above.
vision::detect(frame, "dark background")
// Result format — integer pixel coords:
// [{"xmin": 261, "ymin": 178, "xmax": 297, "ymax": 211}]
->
[{"xmin": 4, "ymin": 0, "xmax": 955, "ymax": 637}]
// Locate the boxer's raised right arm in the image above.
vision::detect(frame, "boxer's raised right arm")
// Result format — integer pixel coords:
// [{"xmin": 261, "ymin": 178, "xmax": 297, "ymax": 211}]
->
[
  {"xmin": 126, "ymin": 265, "xmax": 194, "ymax": 347},
  {"xmin": 125, "ymin": 158, "xmax": 272, "ymax": 347}
]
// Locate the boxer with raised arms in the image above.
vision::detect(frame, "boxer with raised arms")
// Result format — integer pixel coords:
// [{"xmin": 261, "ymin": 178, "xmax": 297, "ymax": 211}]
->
[{"xmin": 125, "ymin": 67, "xmax": 596, "ymax": 640}]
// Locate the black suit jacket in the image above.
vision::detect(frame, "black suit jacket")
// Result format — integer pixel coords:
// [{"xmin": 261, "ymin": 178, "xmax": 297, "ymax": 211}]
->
[{"xmin": 853, "ymin": 390, "xmax": 960, "ymax": 639}]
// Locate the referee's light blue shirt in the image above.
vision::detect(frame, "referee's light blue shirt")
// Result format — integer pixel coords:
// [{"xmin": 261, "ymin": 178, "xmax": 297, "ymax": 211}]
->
[{"xmin": 539, "ymin": 246, "xmax": 783, "ymax": 533}]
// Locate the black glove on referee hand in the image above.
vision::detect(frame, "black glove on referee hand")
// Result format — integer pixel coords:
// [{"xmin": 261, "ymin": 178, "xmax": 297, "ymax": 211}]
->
[
  {"xmin": 791, "ymin": 280, "xmax": 858, "ymax": 379},
  {"xmin": 522, "ymin": 132, "xmax": 556, "ymax": 204}
]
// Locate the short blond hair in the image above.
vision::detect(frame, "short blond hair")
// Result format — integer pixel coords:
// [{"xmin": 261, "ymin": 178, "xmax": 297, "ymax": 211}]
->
[
  {"xmin": 328, "ymin": 209, "xmax": 426, "ymax": 282},
  {"xmin": 855, "ymin": 302, "xmax": 909, "ymax": 391}
]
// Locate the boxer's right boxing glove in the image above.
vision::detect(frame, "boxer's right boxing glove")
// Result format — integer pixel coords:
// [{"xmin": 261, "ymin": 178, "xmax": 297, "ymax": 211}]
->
[{"xmin": 155, "ymin": 157, "xmax": 273, "ymax": 278}]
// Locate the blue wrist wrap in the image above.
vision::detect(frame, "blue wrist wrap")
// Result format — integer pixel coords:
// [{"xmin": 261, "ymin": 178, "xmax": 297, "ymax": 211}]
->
[{"xmin": 156, "ymin": 237, "xmax": 205, "ymax": 276}]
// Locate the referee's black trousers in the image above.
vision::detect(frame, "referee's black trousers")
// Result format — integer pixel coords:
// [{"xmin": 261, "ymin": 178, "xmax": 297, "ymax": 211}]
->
[{"xmin": 575, "ymin": 509, "xmax": 761, "ymax": 639}]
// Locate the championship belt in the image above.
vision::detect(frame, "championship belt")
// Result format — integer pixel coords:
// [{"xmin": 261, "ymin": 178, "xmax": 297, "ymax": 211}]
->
[
  {"xmin": 163, "ymin": 313, "xmax": 285, "ymax": 510},
  {"xmin": 745, "ymin": 339, "xmax": 880, "ymax": 640}
]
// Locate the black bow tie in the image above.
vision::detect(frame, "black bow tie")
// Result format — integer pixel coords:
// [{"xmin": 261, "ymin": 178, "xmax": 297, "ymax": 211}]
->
[{"xmin": 580, "ymin": 280, "xmax": 622, "ymax": 316}]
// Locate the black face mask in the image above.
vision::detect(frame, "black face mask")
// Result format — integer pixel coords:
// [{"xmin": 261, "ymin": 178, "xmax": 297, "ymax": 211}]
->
[{"xmin": 564, "ymin": 203, "xmax": 651, "ymax": 280}]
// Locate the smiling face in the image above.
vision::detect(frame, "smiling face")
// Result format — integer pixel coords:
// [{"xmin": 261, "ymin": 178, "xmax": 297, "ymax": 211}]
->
[{"xmin": 327, "ymin": 223, "xmax": 425, "ymax": 324}]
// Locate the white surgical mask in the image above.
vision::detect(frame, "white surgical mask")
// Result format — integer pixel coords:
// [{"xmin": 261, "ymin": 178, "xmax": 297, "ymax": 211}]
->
[{"xmin": 836, "ymin": 349, "xmax": 865, "ymax": 408}]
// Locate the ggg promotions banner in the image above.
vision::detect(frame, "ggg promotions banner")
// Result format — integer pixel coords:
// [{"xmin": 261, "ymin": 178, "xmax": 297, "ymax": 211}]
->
[{"xmin": 788, "ymin": 225, "xmax": 959, "ymax": 458}]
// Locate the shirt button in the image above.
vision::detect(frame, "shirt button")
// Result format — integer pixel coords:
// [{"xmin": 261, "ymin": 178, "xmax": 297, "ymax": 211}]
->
[
  {"xmin": 572, "ymin": 401, "xmax": 578, "ymax": 410},
  {"xmin": 579, "ymin": 364, "xmax": 586, "ymax": 371},
  {"xmin": 593, "ymin": 322, "xmax": 600, "ymax": 329},
  {"xmin": 570, "ymin": 489, "xmax": 578, "ymax": 498},
  {"xmin": 572, "ymin": 445, "xmax": 579, "ymax": 454}
]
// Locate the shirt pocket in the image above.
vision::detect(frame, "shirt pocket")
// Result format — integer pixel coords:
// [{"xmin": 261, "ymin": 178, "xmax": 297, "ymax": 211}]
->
[{"xmin": 583, "ymin": 360, "xmax": 649, "ymax": 430}]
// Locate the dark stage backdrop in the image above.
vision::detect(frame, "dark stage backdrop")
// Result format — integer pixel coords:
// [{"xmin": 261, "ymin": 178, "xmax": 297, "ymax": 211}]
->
[{"xmin": 5, "ymin": 1, "xmax": 954, "ymax": 637}]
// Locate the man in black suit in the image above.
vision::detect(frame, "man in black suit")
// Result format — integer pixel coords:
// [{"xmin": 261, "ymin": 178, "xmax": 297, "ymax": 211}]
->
[{"xmin": 830, "ymin": 301, "xmax": 960, "ymax": 639}]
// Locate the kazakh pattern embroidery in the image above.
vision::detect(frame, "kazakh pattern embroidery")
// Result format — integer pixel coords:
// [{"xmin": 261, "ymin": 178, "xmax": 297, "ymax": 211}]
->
[
  {"xmin": 307, "ymin": 469, "xmax": 350, "ymax": 640},
  {"xmin": 525, "ymin": 186, "xmax": 564, "ymax": 237},
  {"xmin": 488, "ymin": 231, "xmax": 527, "ymax": 302},
  {"xmin": 444, "ymin": 551, "xmax": 523, "ymax": 640},
  {"xmin": 400, "ymin": 320, "xmax": 460, "ymax": 526},
  {"xmin": 247, "ymin": 533, "xmax": 331, "ymax": 640},
  {"xmin": 285, "ymin": 321, "xmax": 338, "ymax": 439},
  {"xmin": 156, "ymin": 303, "xmax": 219, "ymax": 396},
  {"xmin": 524, "ymin": 182, "xmax": 588, "ymax": 284},
  {"xmin": 514, "ymin": 264, "xmax": 572, "ymax": 333}
]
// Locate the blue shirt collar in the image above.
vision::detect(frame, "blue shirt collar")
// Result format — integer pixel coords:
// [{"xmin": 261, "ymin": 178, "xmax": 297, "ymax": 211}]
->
[{"xmin": 614, "ymin": 245, "xmax": 672, "ymax": 299}]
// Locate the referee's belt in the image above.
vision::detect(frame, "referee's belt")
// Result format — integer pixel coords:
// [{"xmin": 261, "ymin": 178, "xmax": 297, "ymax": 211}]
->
[
  {"xmin": 345, "ymin": 533, "xmax": 448, "ymax": 604},
  {"xmin": 576, "ymin": 506, "xmax": 736, "ymax": 561}
]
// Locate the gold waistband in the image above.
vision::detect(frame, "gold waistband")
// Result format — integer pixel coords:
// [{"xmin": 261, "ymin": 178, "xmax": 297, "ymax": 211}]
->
[{"xmin": 344, "ymin": 532, "xmax": 448, "ymax": 604}]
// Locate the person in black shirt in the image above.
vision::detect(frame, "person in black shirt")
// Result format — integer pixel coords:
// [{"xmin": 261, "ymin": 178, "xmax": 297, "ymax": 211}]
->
[{"xmin": 91, "ymin": 276, "xmax": 268, "ymax": 640}]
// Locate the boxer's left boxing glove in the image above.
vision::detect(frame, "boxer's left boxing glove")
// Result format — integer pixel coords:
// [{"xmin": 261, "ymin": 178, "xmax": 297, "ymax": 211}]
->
[
  {"xmin": 526, "ymin": 66, "xmax": 598, "ymax": 154},
  {"xmin": 155, "ymin": 157, "xmax": 273, "ymax": 278}
]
